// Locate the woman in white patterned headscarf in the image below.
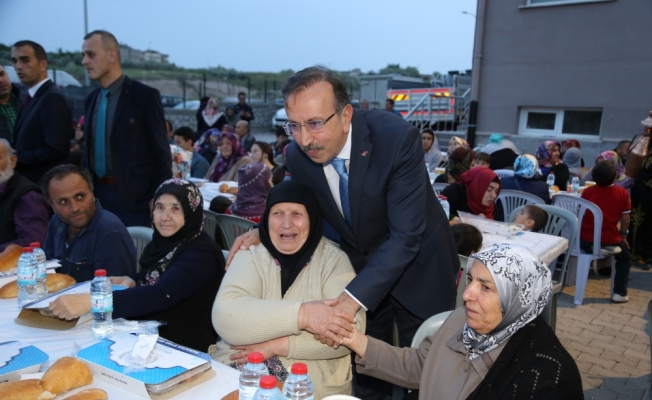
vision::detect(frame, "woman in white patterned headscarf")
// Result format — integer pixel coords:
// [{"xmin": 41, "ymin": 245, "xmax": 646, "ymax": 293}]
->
[{"xmin": 343, "ymin": 244, "xmax": 582, "ymax": 400}]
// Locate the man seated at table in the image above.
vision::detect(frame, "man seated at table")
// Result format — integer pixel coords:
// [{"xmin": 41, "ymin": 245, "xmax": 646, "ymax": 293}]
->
[{"xmin": 41, "ymin": 164, "xmax": 137, "ymax": 282}]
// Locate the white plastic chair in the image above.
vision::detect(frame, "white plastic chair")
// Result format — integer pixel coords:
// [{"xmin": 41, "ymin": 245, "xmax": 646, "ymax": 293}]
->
[
  {"xmin": 432, "ymin": 182, "xmax": 449, "ymax": 196},
  {"xmin": 552, "ymin": 194, "xmax": 615, "ymax": 305},
  {"xmin": 126, "ymin": 226, "xmax": 153, "ymax": 273},
  {"xmin": 411, "ymin": 310, "xmax": 454, "ymax": 347},
  {"xmin": 496, "ymin": 189, "xmax": 545, "ymax": 222},
  {"xmin": 494, "ymin": 169, "xmax": 514, "ymax": 179}
]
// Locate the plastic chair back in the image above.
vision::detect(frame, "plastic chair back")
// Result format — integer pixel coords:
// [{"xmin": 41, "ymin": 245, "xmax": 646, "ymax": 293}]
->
[
  {"xmin": 494, "ymin": 169, "xmax": 514, "ymax": 178},
  {"xmin": 411, "ymin": 311, "xmax": 454, "ymax": 348},
  {"xmin": 126, "ymin": 226, "xmax": 153, "ymax": 273},
  {"xmin": 203, "ymin": 209, "xmax": 220, "ymax": 238},
  {"xmin": 496, "ymin": 189, "xmax": 545, "ymax": 222},
  {"xmin": 432, "ymin": 182, "xmax": 449, "ymax": 196},
  {"xmin": 215, "ymin": 214, "xmax": 255, "ymax": 249}
]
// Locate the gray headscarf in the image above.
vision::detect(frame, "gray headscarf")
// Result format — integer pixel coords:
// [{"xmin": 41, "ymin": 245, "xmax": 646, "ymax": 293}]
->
[{"xmin": 462, "ymin": 244, "xmax": 552, "ymax": 359}]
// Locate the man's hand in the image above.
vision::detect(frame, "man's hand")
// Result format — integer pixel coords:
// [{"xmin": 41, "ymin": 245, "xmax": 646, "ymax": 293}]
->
[
  {"xmin": 313, "ymin": 292, "xmax": 362, "ymax": 348},
  {"xmin": 49, "ymin": 293, "xmax": 91, "ymax": 320},
  {"xmin": 225, "ymin": 229, "xmax": 260, "ymax": 269},
  {"xmin": 229, "ymin": 337, "xmax": 289, "ymax": 365},
  {"xmin": 298, "ymin": 298, "xmax": 356, "ymax": 348},
  {"xmin": 109, "ymin": 276, "xmax": 136, "ymax": 288}
]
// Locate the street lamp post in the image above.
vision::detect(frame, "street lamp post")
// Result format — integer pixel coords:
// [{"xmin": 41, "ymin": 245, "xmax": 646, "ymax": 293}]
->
[{"xmin": 83, "ymin": 0, "xmax": 89, "ymax": 86}]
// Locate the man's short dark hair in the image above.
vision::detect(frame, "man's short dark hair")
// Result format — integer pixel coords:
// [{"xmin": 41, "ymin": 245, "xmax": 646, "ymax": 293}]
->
[
  {"xmin": 524, "ymin": 205, "xmax": 548, "ymax": 233},
  {"xmin": 282, "ymin": 66, "xmax": 350, "ymax": 114},
  {"xmin": 40, "ymin": 165, "xmax": 94, "ymax": 202},
  {"xmin": 238, "ymin": 92, "xmax": 246, "ymax": 97},
  {"xmin": 84, "ymin": 30, "xmax": 120, "ymax": 60},
  {"xmin": 165, "ymin": 119, "xmax": 173, "ymax": 132},
  {"xmin": 474, "ymin": 152, "xmax": 491, "ymax": 165},
  {"xmin": 421, "ymin": 128, "xmax": 435, "ymax": 138},
  {"xmin": 386, "ymin": 99, "xmax": 395, "ymax": 105},
  {"xmin": 173, "ymin": 126, "xmax": 195, "ymax": 144},
  {"xmin": 452, "ymin": 223, "xmax": 483, "ymax": 257},
  {"xmin": 275, "ymin": 126, "xmax": 288, "ymax": 138},
  {"xmin": 592, "ymin": 160, "xmax": 617, "ymax": 187},
  {"xmin": 12, "ymin": 40, "xmax": 47, "ymax": 62}
]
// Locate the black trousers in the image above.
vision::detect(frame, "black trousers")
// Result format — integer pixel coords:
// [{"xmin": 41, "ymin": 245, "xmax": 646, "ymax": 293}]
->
[
  {"xmin": 352, "ymin": 295, "xmax": 425, "ymax": 400},
  {"xmin": 580, "ymin": 240, "xmax": 632, "ymax": 296}
]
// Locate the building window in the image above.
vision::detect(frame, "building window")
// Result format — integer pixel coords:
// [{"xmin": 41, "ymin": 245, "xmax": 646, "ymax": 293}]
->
[
  {"xmin": 524, "ymin": 0, "xmax": 614, "ymax": 7},
  {"xmin": 519, "ymin": 108, "xmax": 602, "ymax": 137}
]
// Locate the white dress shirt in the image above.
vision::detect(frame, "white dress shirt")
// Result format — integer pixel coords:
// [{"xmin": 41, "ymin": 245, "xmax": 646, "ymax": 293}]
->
[{"xmin": 28, "ymin": 78, "xmax": 50, "ymax": 97}]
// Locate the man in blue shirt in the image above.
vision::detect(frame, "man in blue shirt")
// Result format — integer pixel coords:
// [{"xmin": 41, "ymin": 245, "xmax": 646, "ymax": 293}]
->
[
  {"xmin": 41, "ymin": 164, "xmax": 137, "ymax": 282},
  {"xmin": 173, "ymin": 126, "xmax": 210, "ymax": 178}
]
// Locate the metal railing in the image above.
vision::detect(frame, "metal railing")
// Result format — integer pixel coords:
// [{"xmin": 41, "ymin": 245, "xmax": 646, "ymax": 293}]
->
[{"xmin": 389, "ymin": 87, "xmax": 471, "ymax": 132}]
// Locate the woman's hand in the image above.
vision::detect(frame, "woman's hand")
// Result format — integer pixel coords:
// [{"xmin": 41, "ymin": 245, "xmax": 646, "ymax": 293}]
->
[
  {"xmin": 229, "ymin": 337, "xmax": 289, "ymax": 365},
  {"xmin": 341, "ymin": 323, "xmax": 368, "ymax": 358},
  {"xmin": 48, "ymin": 293, "xmax": 91, "ymax": 320},
  {"xmin": 109, "ymin": 276, "xmax": 136, "ymax": 288}
]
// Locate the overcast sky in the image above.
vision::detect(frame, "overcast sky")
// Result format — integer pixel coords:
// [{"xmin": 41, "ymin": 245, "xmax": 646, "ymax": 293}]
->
[{"xmin": 1, "ymin": 0, "xmax": 477, "ymax": 74}]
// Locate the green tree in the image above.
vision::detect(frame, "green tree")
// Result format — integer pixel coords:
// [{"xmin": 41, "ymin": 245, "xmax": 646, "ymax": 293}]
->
[{"xmin": 378, "ymin": 63, "xmax": 421, "ymax": 78}]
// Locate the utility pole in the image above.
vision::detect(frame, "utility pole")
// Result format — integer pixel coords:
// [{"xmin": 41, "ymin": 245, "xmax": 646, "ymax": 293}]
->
[{"xmin": 83, "ymin": 0, "xmax": 90, "ymax": 86}]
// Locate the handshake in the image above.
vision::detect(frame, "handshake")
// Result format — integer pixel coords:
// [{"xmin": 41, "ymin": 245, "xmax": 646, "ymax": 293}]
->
[{"xmin": 297, "ymin": 292, "xmax": 362, "ymax": 349}]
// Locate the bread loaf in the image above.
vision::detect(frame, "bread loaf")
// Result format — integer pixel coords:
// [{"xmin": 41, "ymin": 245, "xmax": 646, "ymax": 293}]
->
[
  {"xmin": 0, "ymin": 274, "xmax": 76, "ymax": 299},
  {"xmin": 40, "ymin": 357, "xmax": 93, "ymax": 396},
  {"xmin": 0, "ymin": 244, "xmax": 23, "ymax": 272},
  {"xmin": 63, "ymin": 388, "xmax": 108, "ymax": 400},
  {"xmin": 0, "ymin": 379, "xmax": 44, "ymax": 400}
]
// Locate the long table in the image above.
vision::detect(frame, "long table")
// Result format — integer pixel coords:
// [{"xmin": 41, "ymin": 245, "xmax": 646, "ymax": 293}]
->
[{"xmin": 0, "ymin": 296, "xmax": 240, "ymax": 399}]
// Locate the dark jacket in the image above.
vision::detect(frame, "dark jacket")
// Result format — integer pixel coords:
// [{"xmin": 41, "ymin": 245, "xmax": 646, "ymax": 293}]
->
[
  {"xmin": 82, "ymin": 76, "xmax": 172, "ymax": 211},
  {"xmin": 13, "ymin": 80, "xmax": 72, "ymax": 182},
  {"xmin": 0, "ymin": 172, "xmax": 40, "ymax": 244},
  {"xmin": 500, "ymin": 176, "xmax": 552, "ymax": 205},
  {"xmin": 0, "ymin": 84, "xmax": 26, "ymax": 141}
]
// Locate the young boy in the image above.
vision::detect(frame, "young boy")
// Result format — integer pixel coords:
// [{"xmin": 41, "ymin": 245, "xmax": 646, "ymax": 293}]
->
[
  {"xmin": 472, "ymin": 151, "xmax": 491, "ymax": 168},
  {"xmin": 513, "ymin": 205, "xmax": 549, "ymax": 232},
  {"xmin": 579, "ymin": 160, "xmax": 632, "ymax": 303}
]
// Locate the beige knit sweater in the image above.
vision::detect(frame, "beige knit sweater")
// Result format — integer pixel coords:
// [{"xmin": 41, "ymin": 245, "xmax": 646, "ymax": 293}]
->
[{"xmin": 210, "ymin": 238, "xmax": 366, "ymax": 399}]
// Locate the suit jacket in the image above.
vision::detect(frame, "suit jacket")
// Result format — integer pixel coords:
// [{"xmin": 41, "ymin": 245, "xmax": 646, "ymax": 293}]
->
[
  {"xmin": 13, "ymin": 80, "xmax": 71, "ymax": 182},
  {"xmin": 82, "ymin": 76, "xmax": 172, "ymax": 211},
  {"xmin": 287, "ymin": 109, "xmax": 459, "ymax": 320}
]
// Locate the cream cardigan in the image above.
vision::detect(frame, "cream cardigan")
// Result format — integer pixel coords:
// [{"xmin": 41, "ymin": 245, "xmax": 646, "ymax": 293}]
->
[{"xmin": 210, "ymin": 238, "xmax": 366, "ymax": 399}]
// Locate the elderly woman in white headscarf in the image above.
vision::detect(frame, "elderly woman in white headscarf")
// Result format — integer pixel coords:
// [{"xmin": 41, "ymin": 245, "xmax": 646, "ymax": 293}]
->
[{"xmin": 343, "ymin": 244, "xmax": 582, "ymax": 400}]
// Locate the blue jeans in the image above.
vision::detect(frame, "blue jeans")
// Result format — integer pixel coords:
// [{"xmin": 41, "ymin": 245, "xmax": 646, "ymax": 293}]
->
[{"xmin": 93, "ymin": 179, "xmax": 150, "ymax": 227}]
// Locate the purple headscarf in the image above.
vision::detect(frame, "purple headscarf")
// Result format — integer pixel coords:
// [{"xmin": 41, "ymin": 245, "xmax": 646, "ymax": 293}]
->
[
  {"xmin": 229, "ymin": 162, "xmax": 272, "ymax": 218},
  {"xmin": 210, "ymin": 131, "xmax": 248, "ymax": 182}
]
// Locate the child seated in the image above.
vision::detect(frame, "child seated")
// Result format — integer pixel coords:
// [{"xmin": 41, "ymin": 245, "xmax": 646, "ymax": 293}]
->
[
  {"xmin": 579, "ymin": 160, "xmax": 632, "ymax": 303},
  {"xmin": 452, "ymin": 223, "xmax": 483, "ymax": 256},
  {"xmin": 513, "ymin": 205, "xmax": 549, "ymax": 232},
  {"xmin": 472, "ymin": 151, "xmax": 491, "ymax": 168}
]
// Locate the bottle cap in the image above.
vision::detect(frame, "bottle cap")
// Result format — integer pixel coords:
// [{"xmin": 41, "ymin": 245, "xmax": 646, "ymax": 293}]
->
[
  {"xmin": 94, "ymin": 269, "xmax": 107, "ymax": 277},
  {"xmin": 259, "ymin": 375, "xmax": 277, "ymax": 389},
  {"xmin": 438, "ymin": 195, "xmax": 448, "ymax": 201},
  {"xmin": 247, "ymin": 351, "xmax": 264, "ymax": 363},
  {"xmin": 29, "ymin": 242, "xmax": 41, "ymax": 248},
  {"xmin": 291, "ymin": 363, "xmax": 308, "ymax": 375},
  {"xmin": 22, "ymin": 247, "xmax": 33, "ymax": 253}
]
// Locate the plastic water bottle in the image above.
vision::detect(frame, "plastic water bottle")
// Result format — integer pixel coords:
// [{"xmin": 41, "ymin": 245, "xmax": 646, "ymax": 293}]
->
[
  {"xmin": 240, "ymin": 352, "xmax": 267, "ymax": 400},
  {"xmin": 571, "ymin": 176, "xmax": 580, "ymax": 194},
  {"xmin": 253, "ymin": 376, "xmax": 283, "ymax": 400},
  {"xmin": 438, "ymin": 195, "xmax": 450, "ymax": 220},
  {"xmin": 282, "ymin": 363, "xmax": 314, "ymax": 400},
  {"xmin": 546, "ymin": 173, "xmax": 555, "ymax": 188},
  {"xmin": 17, "ymin": 247, "xmax": 38, "ymax": 307},
  {"xmin": 30, "ymin": 242, "xmax": 47, "ymax": 298},
  {"xmin": 91, "ymin": 269, "xmax": 114, "ymax": 339}
]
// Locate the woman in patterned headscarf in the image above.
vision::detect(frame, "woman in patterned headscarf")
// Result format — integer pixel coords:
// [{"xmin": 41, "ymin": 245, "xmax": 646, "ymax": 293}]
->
[
  {"xmin": 342, "ymin": 244, "xmax": 582, "ymax": 400},
  {"xmin": 49, "ymin": 179, "xmax": 225, "ymax": 352},
  {"xmin": 435, "ymin": 147, "xmax": 475, "ymax": 184},
  {"xmin": 205, "ymin": 131, "xmax": 253, "ymax": 182},
  {"xmin": 226, "ymin": 162, "xmax": 272, "ymax": 223},
  {"xmin": 585, "ymin": 150, "xmax": 633, "ymax": 189},
  {"xmin": 536, "ymin": 140, "xmax": 570, "ymax": 191},
  {"xmin": 500, "ymin": 155, "xmax": 552, "ymax": 205}
]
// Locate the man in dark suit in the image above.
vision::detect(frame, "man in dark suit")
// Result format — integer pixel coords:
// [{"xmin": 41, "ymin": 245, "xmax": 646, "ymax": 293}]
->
[
  {"xmin": 81, "ymin": 30, "xmax": 171, "ymax": 227},
  {"xmin": 228, "ymin": 67, "xmax": 459, "ymax": 399},
  {"xmin": 11, "ymin": 41, "xmax": 71, "ymax": 183}
]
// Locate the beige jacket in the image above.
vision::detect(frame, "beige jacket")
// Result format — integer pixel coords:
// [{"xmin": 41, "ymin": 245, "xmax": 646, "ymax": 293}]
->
[
  {"xmin": 211, "ymin": 238, "xmax": 366, "ymax": 400},
  {"xmin": 356, "ymin": 307, "xmax": 505, "ymax": 400},
  {"xmin": 205, "ymin": 156, "xmax": 252, "ymax": 182}
]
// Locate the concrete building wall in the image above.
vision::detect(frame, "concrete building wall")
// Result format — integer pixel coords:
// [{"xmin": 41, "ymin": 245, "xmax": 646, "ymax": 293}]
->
[{"xmin": 476, "ymin": 0, "xmax": 652, "ymax": 163}]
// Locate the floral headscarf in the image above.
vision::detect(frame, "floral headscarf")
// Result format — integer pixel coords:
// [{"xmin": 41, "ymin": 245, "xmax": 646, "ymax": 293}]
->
[
  {"xmin": 535, "ymin": 141, "xmax": 561, "ymax": 170},
  {"xmin": 209, "ymin": 131, "xmax": 248, "ymax": 182},
  {"xmin": 596, "ymin": 150, "xmax": 627, "ymax": 182},
  {"xmin": 446, "ymin": 147, "xmax": 475, "ymax": 183},
  {"xmin": 463, "ymin": 244, "xmax": 552, "ymax": 359},
  {"xmin": 448, "ymin": 136, "xmax": 471, "ymax": 157},
  {"xmin": 229, "ymin": 162, "xmax": 272, "ymax": 218},
  {"xmin": 513, "ymin": 154, "xmax": 542, "ymax": 179},
  {"xmin": 170, "ymin": 145, "xmax": 192, "ymax": 179},
  {"xmin": 561, "ymin": 139, "xmax": 581, "ymax": 156}
]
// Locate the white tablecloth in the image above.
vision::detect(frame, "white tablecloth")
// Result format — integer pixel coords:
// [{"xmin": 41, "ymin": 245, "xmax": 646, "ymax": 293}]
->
[
  {"xmin": 0, "ymin": 298, "xmax": 240, "ymax": 399},
  {"xmin": 480, "ymin": 231, "xmax": 568, "ymax": 266}
]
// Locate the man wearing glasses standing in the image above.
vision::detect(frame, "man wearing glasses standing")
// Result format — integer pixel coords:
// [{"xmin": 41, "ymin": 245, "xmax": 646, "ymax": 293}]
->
[{"xmin": 228, "ymin": 66, "xmax": 459, "ymax": 399}]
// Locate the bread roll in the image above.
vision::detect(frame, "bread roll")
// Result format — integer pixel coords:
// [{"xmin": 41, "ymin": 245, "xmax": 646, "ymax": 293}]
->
[
  {"xmin": 63, "ymin": 388, "xmax": 108, "ymax": 400},
  {"xmin": 0, "ymin": 274, "xmax": 76, "ymax": 299},
  {"xmin": 219, "ymin": 183, "xmax": 229, "ymax": 193},
  {"xmin": 40, "ymin": 357, "xmax": 93, "ymax": 396},
  {"xmin": 0, "ymin": 244, "xmax": 23, "ymax": 272},
  {"xmin": 0, "ymin": 379, "xmax": 44, "ymax": 400}
]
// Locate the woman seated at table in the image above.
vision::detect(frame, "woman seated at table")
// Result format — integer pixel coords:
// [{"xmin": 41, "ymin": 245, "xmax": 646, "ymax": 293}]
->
[
  {"xmin": 49, "ymin": 179, "xmax": 225, "ymax": 352},
  {"xmin": 421, "ymin": 129, "xmax": 444, "ymax": 171},
  {"xmin": 210, "ymin": 181, "xmax": 366, "ymax": 399},
  {"xmin": 585, "ymin": 150, "xmax": 633, "ymax": 189},
  {"xmin": 441, "ymin": 166, "xmax": 501, "ymax": 221},
  {"xmin": 536, "ymin": 140, "xmax": 570, "ymax": 191},
  {"xmin": 435, "ymin": 147, "xmax": 475, "ymax": 184},
  {"xmin": 225, "ymin": 162, "xmax": 272, "ymax": 223},
  {"xmin": 500, "ymin": 154, "xmax": 552, "ymax": 205},
  {"xmin": 478, "ymin": 133, "xmax": 520, "ymax": 171},
  {"xmin": 343, "ymin": 244, "xmax": 583, "ymax": 400},
  {"xmin": 206, "ymin": 131, "xmax": 252, "ymax": 182},
  {"xmin": 251, "ymin": 141, "xmax": 278, "ymax": 172}
]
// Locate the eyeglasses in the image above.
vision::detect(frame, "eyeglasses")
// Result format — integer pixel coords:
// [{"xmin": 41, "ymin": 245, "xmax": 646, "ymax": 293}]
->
[{"xmin": 284, "ymin": 112, "xmax": 336, "ymax": 136}]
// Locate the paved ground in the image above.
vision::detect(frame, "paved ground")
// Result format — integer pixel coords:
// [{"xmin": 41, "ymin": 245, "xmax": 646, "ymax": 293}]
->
[{"xmin": 557, "ymin": 265, "xmax": 652, "ymax": 399}]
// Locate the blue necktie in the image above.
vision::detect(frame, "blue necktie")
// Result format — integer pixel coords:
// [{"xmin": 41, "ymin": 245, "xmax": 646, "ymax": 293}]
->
[
  {"xmin": 94, "ymin": 89, "xmax": 109, "ymax": 178},
  {"xmin": 331, "ymin": 157, "xmax": 352, "ymax": 228}
]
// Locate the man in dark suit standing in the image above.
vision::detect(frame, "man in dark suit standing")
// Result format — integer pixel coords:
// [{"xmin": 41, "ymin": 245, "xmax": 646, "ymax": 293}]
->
[
  {"xmin": 81, "ymin": 30, "xmax": 171, "ymax": 227},
  {"xmin": 11, "ymin": 41, "xmax": 71, "ymax": 183},
  {"xmin": 228, "ymin": 67, "xmax": 459, "ymax": 399}
]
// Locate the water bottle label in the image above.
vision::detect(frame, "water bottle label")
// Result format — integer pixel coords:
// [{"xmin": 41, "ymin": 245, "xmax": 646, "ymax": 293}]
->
[
  {"xmin": 18, "ymin": 271, "xmax": 36, "ymax": 284},
  {"xmin": 91, "ymin": 297, "xmax": 114, "ymax": 313},
  {"xmin": 38, "ymin": 264, "xmax": 47, "ymax": 279}
]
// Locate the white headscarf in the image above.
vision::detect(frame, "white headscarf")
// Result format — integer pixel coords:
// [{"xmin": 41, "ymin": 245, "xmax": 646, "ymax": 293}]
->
[{"xmin": 462, "ymin": 244, "xmax": 552, "ymax": 359}]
